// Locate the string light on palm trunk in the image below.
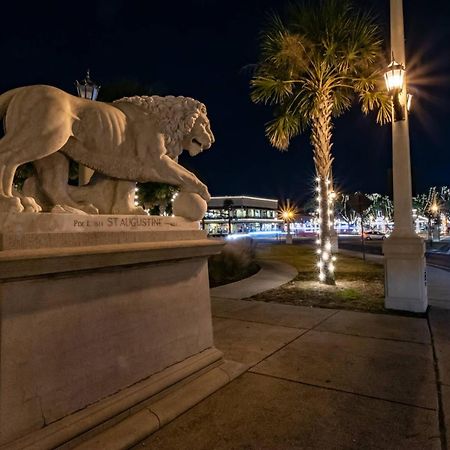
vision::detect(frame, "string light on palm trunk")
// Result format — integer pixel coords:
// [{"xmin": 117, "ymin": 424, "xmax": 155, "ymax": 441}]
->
[{"xmin": 315, "ymin": 176, "xmax": 337, "ymax": 283}]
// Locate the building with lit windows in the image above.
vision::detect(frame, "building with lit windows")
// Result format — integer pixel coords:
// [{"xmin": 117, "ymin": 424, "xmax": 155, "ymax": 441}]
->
[{"xmin": 204, "ymin": 196, "xmax": 283, "ymax": 235}]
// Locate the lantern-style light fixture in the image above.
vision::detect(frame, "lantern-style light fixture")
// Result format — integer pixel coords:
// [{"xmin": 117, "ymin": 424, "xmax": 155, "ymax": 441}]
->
[
  {"xmin": 75, "ymin": 69, "xmax": 100, "ymax": 100},
  {"xmin": 384, "ymin": 57, "xmax": 405, "ymax": 94},
  {"xmin": 384, "ymin": 55, "xmax": 407, "ymax": 122}
]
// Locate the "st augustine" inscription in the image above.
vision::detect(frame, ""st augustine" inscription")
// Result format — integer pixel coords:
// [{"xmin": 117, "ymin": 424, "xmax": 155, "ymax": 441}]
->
[{"xmin": 73, "ymin": 217, "xmax": 162, "ymax": 228}]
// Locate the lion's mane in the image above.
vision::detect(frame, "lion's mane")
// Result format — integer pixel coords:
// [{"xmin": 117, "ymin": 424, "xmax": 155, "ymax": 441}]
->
[{"xmin": 114, "ymin": 95, "xmax": 207, "ymax": 158}]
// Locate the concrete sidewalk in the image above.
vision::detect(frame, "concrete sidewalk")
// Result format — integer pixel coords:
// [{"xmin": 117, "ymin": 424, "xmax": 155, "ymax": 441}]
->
[
  {"xmin": 130, "ymin": 250, "xmax": 450, "ymax": 449},
  {"xmin": 134, "ymin": 299, "xmax": 448, "ymax": 449},
  {"xmin": 428, "ymin": 267, "xmax": 450, "ymax": 309}
]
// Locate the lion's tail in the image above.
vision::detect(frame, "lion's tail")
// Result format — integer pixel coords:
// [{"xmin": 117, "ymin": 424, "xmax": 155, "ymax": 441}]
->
[{"xmin": 0, "ymin": 87, "xmax": 23, "ymax": 120}]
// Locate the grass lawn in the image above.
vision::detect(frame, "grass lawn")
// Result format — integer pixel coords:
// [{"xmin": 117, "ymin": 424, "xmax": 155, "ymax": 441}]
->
[{"xmin": 250, "ymin": 242, "xmax": 387, "ymax": 313}]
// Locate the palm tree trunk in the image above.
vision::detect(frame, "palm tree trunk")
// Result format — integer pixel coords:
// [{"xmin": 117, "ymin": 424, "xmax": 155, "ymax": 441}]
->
[{"xmin": 311, "ymin": 93, "xmax": 335, "ymax": 285}]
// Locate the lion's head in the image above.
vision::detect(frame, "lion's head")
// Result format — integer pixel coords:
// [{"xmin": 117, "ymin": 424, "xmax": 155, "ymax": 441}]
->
[{"xmin": 114, "ymin": 95, "xmax": 215, "ymax": 159}]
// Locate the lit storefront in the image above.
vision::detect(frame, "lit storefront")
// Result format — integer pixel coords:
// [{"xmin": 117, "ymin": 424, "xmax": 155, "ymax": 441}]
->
[{"xmin": 204, "ymin": 196, "xmax": 283, "ymax": 235}]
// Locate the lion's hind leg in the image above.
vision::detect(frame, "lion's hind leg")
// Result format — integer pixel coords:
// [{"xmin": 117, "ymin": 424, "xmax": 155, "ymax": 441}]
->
[
  {"xmin": 0, "ymin": 131, "xmax": 71, "ymax": 212},
  {"xmin": 0, "ymin": 137, "xmax": 28, "ymax": 212},
  {"xmin": 34, "ymin": 152, "xmax": 99, "ymax": 215},
  {"xmin": 111, "ymin": 180, "xmax": 146, "ymax": 215},
  {"xmin": 0, "ymin": 160, "xmax": 42, "ymax": 212}
]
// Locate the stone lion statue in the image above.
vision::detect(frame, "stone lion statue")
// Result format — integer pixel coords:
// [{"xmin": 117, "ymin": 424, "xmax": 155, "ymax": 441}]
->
[{"xmin": 0, "ymin": 85, "xmax": 214, "ymax": 215}]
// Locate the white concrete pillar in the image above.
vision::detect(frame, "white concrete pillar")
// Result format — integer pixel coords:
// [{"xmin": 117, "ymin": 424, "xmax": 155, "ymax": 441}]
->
[
  {"xmin": 383, "ymin": 0, "xmax": 428, "ymax": 313},
  {"xmin": 390, "ymin": 0, "xmax": 413, "ymax": 236}
]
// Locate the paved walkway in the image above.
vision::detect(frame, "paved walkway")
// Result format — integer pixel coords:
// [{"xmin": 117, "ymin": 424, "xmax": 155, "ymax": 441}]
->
[
  {"xmin": 428, "ymin": 267, "xmax": 450, "ymax": 309},
  {"xmin": 210, "ymin": 260, "xmax": 297, "ymax": 299},
  {"xmin": 133, "ymin": 258, "xmax": 450, "ymax": 449}
]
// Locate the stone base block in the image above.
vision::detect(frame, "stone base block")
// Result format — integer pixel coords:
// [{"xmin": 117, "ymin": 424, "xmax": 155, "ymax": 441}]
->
[
  {"xmin": 0, "ymin": 231, "xmax": 226, "ymax": 448},
  {"xmin": 383, "ymin": 235, "xmax": 428, "ymax": 313}
]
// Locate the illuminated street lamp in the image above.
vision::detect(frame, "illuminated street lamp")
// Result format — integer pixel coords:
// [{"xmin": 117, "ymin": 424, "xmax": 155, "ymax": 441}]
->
[
  {"xmin": 384, "ymin": 56, "xmax": 406, "ymax": 121},
  {"xmin": 382, "ymin": 0, "xmax": 427, "ymax": 313},
  {"xmin": 76, "ymin": 69, "xmax": 100, "ymax": 100},
  {"xmin": 430, "ymin": 202, "xmax": 441, "ymax": 242},
  {"xmin": 430, "ymin": 202, "xmax": 439, "ymax": 215},
  {"xmin": 279, "ymin": 202, "xmax": 296, "ymax": 245},
  {"xmin": 75, "ymin": 69, "xmax": 101, "ymax": 185}
]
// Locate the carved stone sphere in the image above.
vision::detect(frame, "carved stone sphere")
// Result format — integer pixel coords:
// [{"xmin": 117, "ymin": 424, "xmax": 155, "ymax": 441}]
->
[{"xmin": 172, "ymin": 192, "xmax": 207, "ymax": 221}]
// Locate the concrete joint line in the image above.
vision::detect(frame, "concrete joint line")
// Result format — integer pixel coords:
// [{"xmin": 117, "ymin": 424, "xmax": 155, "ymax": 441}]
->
[
  {"xmin": 427, "ymin": 315, "xmax": 448, "ymax": 450},
  {"xmin": 250, "ymin": 371, "xmax": 438, "ymax": 412},
  {"xmin": 243, "ymin": 313, "xmax": 341, "ymax": 372},
  {"xmin": 311, "ymin": 328, "xmax": 431, "ymax": 347},
  {"xmin": 212, "ymin": 314, "xmax": 308, "ymax": 331},
  {"xmin": 310, "ymin": 309, "xmax": 341, "ymax": 330},
  {"xmin": 247, "ymin": 328, "xmax": 310, "ymax": 371}
]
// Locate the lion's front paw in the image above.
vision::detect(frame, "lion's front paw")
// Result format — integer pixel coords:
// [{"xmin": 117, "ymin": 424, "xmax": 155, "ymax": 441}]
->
[
  {"xmin": 80, "ymin": 203, "xmax": 99, "ymax": 214},
  {"xmin": 111, "ymin": 205, "xmax": 147, "ymax": 215},
  {"xmin": 0, "ymin": 196, "xmax": 25, "ymax": 213},
  {"xmin": 131, "ymin": 206, "xmax": 147, "ymax": 215},
  {"xmin": 52, "ymin": 205, "xmax": 87, "ymax": 215},
  {"xmin": 21, "ymin": 196, "xmax": 43, "ymax": 213}
]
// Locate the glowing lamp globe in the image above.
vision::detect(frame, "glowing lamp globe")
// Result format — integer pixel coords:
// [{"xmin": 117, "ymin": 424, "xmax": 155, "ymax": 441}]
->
[
  {"xmin": 384, "ymin": 59, "xmax": 405, "ymax": 94},
  {"xmin": 76, "ymin": 69, "xmax": 100, "ymax": 100}
]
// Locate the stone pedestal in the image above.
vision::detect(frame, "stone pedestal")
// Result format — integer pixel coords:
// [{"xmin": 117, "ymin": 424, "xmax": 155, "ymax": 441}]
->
[
  {"xmin": 0, "ymin": 214, "xmax": 240, "ymax": 449},
  {"xmin": 383, "ymin": 234, "xmax": 427, "ymax": 313},
  {"xmin": 0, "ymin": 212, "xmax": 203, "ymax": 250}
]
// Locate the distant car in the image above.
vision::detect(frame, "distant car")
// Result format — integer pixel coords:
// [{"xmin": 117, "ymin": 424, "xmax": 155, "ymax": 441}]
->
[{"xmin": 363, "ymin": 230, "xmax": 386, "ymax": 240}]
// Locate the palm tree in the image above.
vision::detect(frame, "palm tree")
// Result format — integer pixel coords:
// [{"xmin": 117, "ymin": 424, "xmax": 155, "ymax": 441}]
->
[
  {"xmin": 366, "ymin": 193, "xmax": 394, "ymax": 224},
  {"xmin": 335, "ymin": 193, "xmax": 358, "ymax": 227},
  {"xmin": 223, "ymin": 199, "xmax": 234, "ymax": 234},
  {"xmin": 250, "ymin": 0, "xmax": 391, "ymax": 284}
]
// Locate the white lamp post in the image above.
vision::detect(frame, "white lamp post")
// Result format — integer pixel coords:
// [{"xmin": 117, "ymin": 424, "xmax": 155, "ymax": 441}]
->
[
  {"xmin": 279, "ymin": 201, "xmax": 296, "ymax": 245},
  {"xmin": 382, "ymin": 0, "xmax": 427, "ymax": 312},
  {"xmin": 75, "ymin": 69, "xmax": 100, "ymax": 185},
  {"xmin": 282, "ymin": 210, "xmax": 293, "ymax": 244}
]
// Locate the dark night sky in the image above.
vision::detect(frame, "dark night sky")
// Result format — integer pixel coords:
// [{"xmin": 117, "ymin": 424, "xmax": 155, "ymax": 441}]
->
[{"xmin": 1, "ymin": 0, "xmax": 449, "ymax": 205}]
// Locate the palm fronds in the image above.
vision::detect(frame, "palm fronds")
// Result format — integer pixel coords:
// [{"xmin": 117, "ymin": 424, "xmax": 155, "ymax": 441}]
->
[{"xmin": 250, "ymin": 0, "xmax": 390, "ymax": 149}]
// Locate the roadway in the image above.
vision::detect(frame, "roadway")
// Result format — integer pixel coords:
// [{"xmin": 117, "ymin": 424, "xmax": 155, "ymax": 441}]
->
[
  {"xmin": 338, "ymin": 235, "xmax": 450, "ymax": 271},
  {"xmin": 254, "ymin": 234, "xmax": 450, "ymax": 272}
]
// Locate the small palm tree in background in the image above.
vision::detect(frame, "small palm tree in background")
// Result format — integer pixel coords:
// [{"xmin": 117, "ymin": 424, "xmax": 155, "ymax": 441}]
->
[
  {"xmin": 223, "ymin": 199, "xmax": 234, "ymax": 234},
  {"xmin": 250, "ymin": 0, "xmax": 391, "ymax": 284}
]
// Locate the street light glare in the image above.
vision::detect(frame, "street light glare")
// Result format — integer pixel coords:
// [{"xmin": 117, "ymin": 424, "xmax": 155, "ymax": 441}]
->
[
  {"xmin": 384, "ymin": 58, "xmax": 405, "ymax": 93},
  {"xmin": 278, "ymin": 202, "xmax": 298, "ymax": 223}
]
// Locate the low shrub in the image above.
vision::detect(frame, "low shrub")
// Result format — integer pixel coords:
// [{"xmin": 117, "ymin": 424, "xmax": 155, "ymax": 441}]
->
[{"xmin": 208, "ymin": 237, "xmax": 259, "ymax": 287}]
